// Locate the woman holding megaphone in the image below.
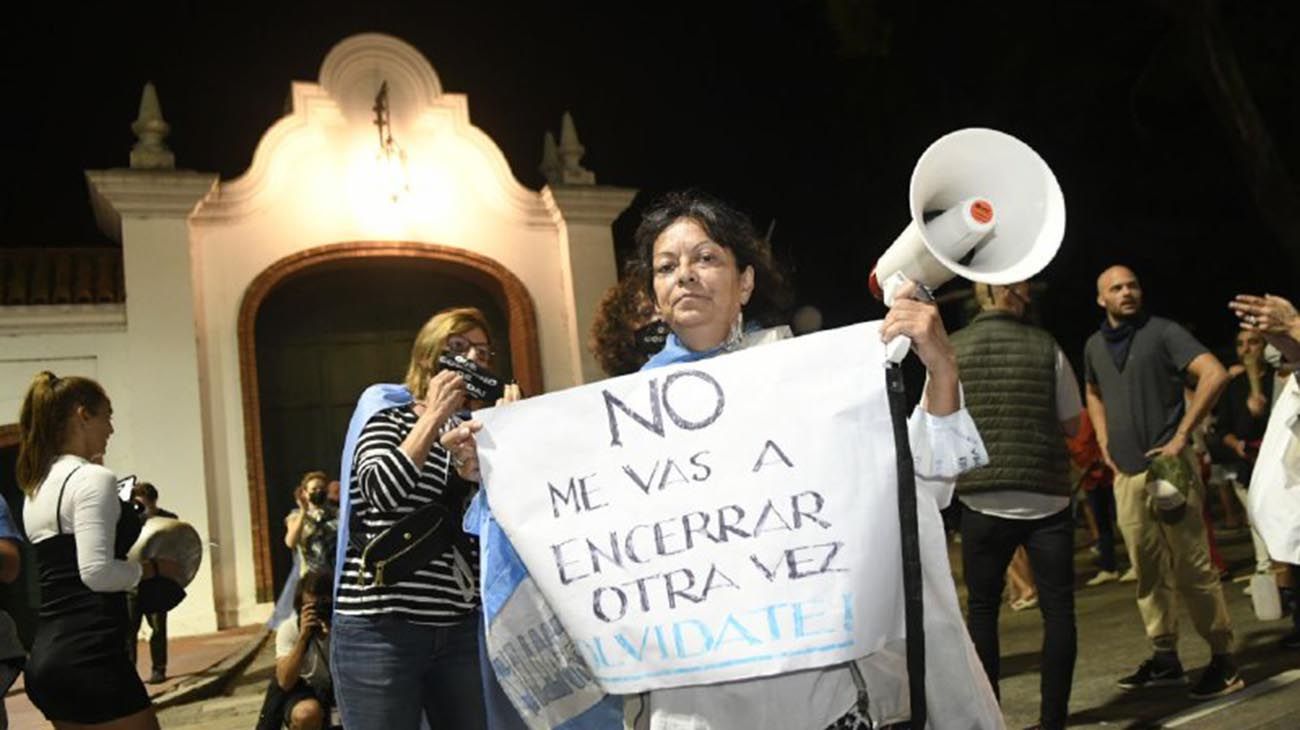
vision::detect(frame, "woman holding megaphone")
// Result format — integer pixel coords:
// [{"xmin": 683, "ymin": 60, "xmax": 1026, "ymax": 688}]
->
[{"xmin": 443, "ymin": 190, "xmax": 1003, "ymax": 729}]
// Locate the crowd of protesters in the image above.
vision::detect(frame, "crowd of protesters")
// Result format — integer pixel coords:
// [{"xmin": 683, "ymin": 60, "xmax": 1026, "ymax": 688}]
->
[
  {"xmin": 584, "ymin": 232, "xmax": 1300, "ymax": 729},
  {"xmin": 6, "ymin": 189, "xmax": 1300, "ymax": 729}
]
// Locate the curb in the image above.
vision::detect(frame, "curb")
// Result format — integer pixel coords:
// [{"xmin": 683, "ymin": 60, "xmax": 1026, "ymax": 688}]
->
[{"xmin": 151, "ymin": 627, "xmax": 271, "ymax": 710}]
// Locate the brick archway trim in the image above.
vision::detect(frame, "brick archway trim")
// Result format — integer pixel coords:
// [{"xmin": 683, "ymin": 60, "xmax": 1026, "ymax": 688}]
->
[
  {"xmin": 237, "ymin": 241, "xmax": 542, "ymax": 600},
  {"xmin": 0, "ymin": 424, "xmax": 16, "ymax": 449}
]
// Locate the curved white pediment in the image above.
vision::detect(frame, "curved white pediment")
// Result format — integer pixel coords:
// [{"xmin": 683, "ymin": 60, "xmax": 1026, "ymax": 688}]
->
[{"xmin": 193, "ymin": 33, "xmax": 552, "ymax": 230}]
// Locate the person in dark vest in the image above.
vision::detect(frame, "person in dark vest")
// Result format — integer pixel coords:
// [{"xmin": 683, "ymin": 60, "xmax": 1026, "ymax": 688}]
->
[
  {"xmin": 951, "ymin": 279, "xmax": 1081, "ymax": 730},
  {"xmin": 1084, "ymin": 265, "xmax": 1240, "ymax": 700}
]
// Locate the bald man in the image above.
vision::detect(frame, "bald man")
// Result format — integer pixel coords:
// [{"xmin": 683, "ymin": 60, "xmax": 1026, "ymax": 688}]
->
[{"xmin": 1083, "ymin": 265, "xmax": 1238, "ymax": 700}]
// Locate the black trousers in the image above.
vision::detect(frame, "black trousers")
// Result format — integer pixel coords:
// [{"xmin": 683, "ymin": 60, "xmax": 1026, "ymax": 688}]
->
[
  {"xmin": 961, "ymin": 502, "xmax": 1077, "ymax": 730},
  {"xmin": 1085, "ymin": 483, "xmax": 1118, "ymax": 572},
  {"xmin": 126, "ymin": 606, "xmax": 168, "ymax": 671}
]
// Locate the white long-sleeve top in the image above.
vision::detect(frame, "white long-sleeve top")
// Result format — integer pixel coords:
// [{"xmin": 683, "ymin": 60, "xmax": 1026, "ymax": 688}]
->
[{"xmin": 25, "ymin": 454, "xmax": 142, "ymax": 593}]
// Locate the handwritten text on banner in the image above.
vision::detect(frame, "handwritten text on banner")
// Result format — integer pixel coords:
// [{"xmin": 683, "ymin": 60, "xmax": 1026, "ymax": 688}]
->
[{"xmin": 477, "ymin": 323, "xmax": 907, "ymax": 693}]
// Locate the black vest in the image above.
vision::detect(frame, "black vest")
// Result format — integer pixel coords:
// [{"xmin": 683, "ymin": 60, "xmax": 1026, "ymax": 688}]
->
[{"xmin": 951, "ymin": 310, "xmax": 1071, "ymax": 496}]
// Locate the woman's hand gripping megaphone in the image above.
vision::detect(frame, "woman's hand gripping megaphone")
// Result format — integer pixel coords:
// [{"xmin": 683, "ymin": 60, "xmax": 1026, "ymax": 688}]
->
[
  {"xmin": 880, "ymin": 276, "xmax": 959, "ymax": 382},
  {"xmin": 878, "ymin": 272, "xmax": 934, "ymax": 364}
]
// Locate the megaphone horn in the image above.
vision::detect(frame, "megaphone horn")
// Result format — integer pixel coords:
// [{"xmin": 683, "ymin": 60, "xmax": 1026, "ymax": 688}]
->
[{"xmin": 870, "ymin": 128, "xmax": 1065, "ymax": 362}]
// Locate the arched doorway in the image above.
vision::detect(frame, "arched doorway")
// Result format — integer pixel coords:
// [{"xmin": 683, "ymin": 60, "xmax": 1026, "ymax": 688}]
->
[{"xmin": 238, "ymin": 242, "xmax": 541, "ymax": 599}]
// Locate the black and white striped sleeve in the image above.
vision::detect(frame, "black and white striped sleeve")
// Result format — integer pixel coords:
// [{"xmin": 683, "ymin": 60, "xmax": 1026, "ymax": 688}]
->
[{"xmin": 353, "ymin": 409, "xmax": 427, "ymax": 512}]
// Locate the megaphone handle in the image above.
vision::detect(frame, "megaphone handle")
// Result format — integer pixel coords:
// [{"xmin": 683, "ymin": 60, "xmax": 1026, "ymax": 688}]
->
[
  {"xmin": 885, "ymin": 334, "xmax": 912, "ymax": 364},
  {"xmin": 879, "ymin": 272, "xmax": 933, "ymax": 365}
]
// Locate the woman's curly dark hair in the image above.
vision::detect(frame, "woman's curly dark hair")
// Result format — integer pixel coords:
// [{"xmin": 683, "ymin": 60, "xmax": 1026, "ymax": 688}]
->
[
  {"xmin": 631, "ymin": 190, "xmax": 793, "ymax": 327},
  {"xmin": 589, "ymin": 270, "xmax": 653, "ymax": 376}
]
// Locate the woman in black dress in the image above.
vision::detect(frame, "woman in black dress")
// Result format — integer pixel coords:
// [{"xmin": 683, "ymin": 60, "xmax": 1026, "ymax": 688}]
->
[{"xmin": 17, "ymin": 372, "xmax": 183, "ymax": 729}]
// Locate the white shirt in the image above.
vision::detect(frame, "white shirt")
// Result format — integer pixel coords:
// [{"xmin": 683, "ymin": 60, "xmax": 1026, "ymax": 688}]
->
[
  {"xmin": 1248, "ymin": 373, "xmax": 1300, "ymax": 563},
  {"xmin": 275, "ymin": 615, "xmax": 332, "ymax": 694},
  {"xmin": 959, "ymin": 346, "xmax": 1082, "ymax": 520},
  {"xmin": 24, "ymin": 454, "xmax": 142, "ymax": 592}
]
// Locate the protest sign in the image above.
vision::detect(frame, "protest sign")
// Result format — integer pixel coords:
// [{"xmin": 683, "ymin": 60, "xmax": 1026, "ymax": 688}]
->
[{"xmin": 477, "ymin": 323, "xmax": 907, "ymax": 694}]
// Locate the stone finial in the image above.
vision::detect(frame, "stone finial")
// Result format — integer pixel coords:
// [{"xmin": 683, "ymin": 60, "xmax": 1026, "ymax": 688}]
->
[
  {"xmin": 539, "ymin": 131, "xmax": 562, "ymax": 184},
  {"xmin": 130, "ymin": 82, "xmax": 175, "ymax": 169},
  {"xmin": 556, "ymin": 111, "xmax": 595, "ymax": 185}
]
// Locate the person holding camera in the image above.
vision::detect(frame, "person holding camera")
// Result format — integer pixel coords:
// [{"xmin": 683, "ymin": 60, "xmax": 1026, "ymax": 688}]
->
[
  {"xmin": 286, "ymin": 471, "xmax": 338, "ymax": 577},
  {"xmin": 331, "ymin": 307, "xmax": 497, "ymax": 729},
  {"xmin": 272, "ymin": 570, "xmax": 335, "ymax": 730}
]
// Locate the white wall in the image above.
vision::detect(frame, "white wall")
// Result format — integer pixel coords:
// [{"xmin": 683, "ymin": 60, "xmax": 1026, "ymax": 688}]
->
[
  {"xmin": 188, "ymin": 33, "xmax": 629, "ymax": 623},
  {"xmin": 0, "ymin": 308, "xmax": 220, "ymax": 635},
  {"xmin": 0, "ymin": 331, "xmax": 129, "ymax": 458},
  {"xmin": 4, "ymin": 32, "xmax": 634, "ymax": 636}
]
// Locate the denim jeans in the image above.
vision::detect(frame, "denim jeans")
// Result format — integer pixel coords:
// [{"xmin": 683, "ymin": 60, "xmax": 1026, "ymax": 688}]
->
[
  {"xmin": 1085, "ymin": 483, "xmax": 1118, "ymax": 572},
  {"xmin": 961, "ymin": 503, "xmax": 1077, "ymax": 730},
  {"xmin": 332, "ymin": 611, "xmax": 486, "ymax": 730}
]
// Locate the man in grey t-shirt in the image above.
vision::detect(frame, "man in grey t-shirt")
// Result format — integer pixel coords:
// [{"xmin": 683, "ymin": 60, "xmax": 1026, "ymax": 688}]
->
[{"xmin": 1083, "ymin": 265, "xmax": 1239, "ymax": 700}]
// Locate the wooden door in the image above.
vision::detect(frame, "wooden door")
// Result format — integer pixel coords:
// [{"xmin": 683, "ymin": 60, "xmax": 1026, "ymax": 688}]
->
[{"xmin": 254, "ymin": 259, "xmax": 509, "ymax": 592}]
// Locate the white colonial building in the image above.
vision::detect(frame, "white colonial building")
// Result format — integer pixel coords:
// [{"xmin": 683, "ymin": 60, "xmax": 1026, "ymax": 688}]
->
[{"xmin": 0, "ymin": 33, "xmax": 635, "ymax": 634}]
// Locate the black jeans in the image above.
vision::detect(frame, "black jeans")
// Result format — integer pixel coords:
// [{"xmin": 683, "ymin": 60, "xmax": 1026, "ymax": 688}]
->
[
  {"xmin": 1085, "ymin": 483, "xmax": 1118, "ymax": 572},
  {"xmin": 126, "ymin": 596, "xmax": 168, "ymax": 672},
  {"xmin": 961, "ymin": 503, "xmax": 1077, "ymax": 730}
]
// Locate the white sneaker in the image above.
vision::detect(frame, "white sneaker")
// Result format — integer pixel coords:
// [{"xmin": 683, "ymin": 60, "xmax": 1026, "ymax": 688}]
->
[
  {"xmin": 1120, "ymin": 567, "xmax": 1138, "ymax": 583},
  {"xmin": 1087, "ymin": 570, "xmax": 1121, "ymax": 586}
]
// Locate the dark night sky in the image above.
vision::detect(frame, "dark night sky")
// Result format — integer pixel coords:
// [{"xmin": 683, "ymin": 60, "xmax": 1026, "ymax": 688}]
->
[{"xmin": 2, "ymin": 1, "xmax": 1298, "ymax": 371}]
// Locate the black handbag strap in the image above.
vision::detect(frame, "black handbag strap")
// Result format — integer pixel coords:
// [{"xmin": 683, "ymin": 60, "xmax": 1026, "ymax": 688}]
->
[{"xmin": 350, "ymin": 463, "xmax": 476, "ymax": 550}]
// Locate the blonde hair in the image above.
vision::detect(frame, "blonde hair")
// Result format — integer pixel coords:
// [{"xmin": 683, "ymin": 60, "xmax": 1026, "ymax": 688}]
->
[
  {"xmin": 404, "ymin": 307, "xmax": 493, "ymax": 399},
  {"xmin": 17, "ymin": 371, "xmax": 110, "ymax": 495},
  {"xmin": 298, "ymin": 470, "xmax": 328, "ymax": 493}
]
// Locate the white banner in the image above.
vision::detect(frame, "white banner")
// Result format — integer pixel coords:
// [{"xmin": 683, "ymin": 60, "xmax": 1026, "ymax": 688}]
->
[{"xmin": 477, "ymin": 323, "xmax": 906, "ymax": 693}]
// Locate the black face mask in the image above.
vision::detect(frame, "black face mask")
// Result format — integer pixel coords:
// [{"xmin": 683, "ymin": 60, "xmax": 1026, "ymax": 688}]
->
[{"xmin": 634, "ymin": 320, "xmax": 670, "ymax": 356}]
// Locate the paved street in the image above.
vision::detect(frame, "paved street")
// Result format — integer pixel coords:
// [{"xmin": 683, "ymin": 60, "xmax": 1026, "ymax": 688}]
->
[
  {"xmin": 148, "ymin": 526, "xmax": 1300, "ymax": 729},
  {"xmin": 985, "ymin": 525, "xmax": 1299, "ymax": 729},
  {"xmin": 155, "ymin": 637, "xmax": 275, "ymax": 729}
]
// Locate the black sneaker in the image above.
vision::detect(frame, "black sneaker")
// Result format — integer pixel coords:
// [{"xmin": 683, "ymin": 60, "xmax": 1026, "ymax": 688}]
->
[
  {"xmin": 1188, "ymin": 656, "xmax": 1244, "ymax": 699},
  {"xmin": 1117, "ymin": 657, "xmax": 1188, "ymax": 689},
  {"xmin": 147, "ymin": 668, "xmax": 167, "ymax": 684}
]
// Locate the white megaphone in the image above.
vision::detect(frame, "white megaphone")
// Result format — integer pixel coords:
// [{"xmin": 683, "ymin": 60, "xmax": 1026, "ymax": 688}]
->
[{"xmin": 869, "ymin": 128, "xmax": 1065, "ymax": 363}]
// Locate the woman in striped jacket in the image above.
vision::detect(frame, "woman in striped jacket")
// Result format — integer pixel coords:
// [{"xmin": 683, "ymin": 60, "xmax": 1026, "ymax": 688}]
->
[{"xmin": 331, "ymin": 307, "xmax": 496, "ymax": 729}]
